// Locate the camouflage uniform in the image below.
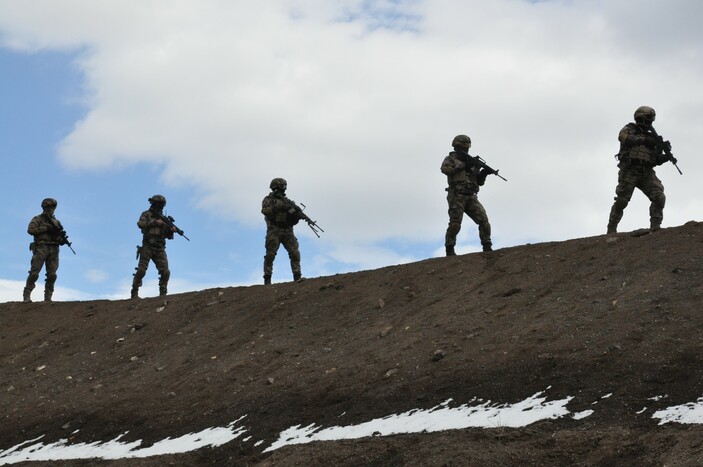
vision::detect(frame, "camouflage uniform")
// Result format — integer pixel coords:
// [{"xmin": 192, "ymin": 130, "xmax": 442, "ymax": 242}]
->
[
  {"xmin": 24, "ymin": 198, "xmax": 65, "ymax": 302},
  {"xmin": 131, "ymin": 196, "xmax": 175, "ymax": 298},
  {"xmin": 262, "ymin": 178, "xmax": 304, "ymax": 284},
  {"xmin": 441, "ymin": 135, "xmax": 493, "ymax": 255},
  {"xmin": 607, "ymin": 107, "xmax": 671, "ymax": 234}
]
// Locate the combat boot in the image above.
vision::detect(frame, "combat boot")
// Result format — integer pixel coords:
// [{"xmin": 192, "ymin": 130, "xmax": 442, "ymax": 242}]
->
[
  {"xmin": 482, "ymin": 242, "xmax": 493, "ymax": 252},
  {"xmin": 293, "ymin": 272, "xmax": 305, "ymax": 282},
  {"xmin": 130, "ymin": 288, "xmax": 140, "ymax": 300},
  {"xmin": 44, "ymin": 291, "xmax": 53, "ymax": 302},
  {"xmin": 263, "ymin": 274, "xmax": 272, "ymax": 285},
  {"xmin": 159, "ymin": 287, "xmax": 167, "ymax": 297},
  {"xmin": 22, "ymin": 287, "xmax": 32, "ymax": 303},
  {"xmin": 445, "ymin": 246, "xmax": 456, "ymax": 256}
]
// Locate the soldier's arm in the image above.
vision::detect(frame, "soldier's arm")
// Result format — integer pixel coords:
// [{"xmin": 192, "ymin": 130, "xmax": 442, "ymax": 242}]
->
[
  {"xmin": 619, "ymin": 124, "xmax": 645, "ymax": 147},
  {"xmin": 137, "ymin": 211, "xmax": 151, "ymax": 230},
  {"xmin": 261, "ymin": 196, "xmax": 275, "ymax": 217},
  {"xmin": 27, "ymin": 217, "xmax": 47, "ymax": 235},
  {"xmin": 440, "ymin": 155, "xmax": 463, "ymax": 175}
]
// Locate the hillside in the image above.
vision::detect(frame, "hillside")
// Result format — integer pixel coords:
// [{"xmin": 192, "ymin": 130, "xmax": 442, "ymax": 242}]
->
[{"xmin": 1, "ymin": 222, "xmax": 702, "ymax": 466}]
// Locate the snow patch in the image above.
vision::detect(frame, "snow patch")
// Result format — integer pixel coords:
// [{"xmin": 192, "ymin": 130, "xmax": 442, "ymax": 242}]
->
[
  {"xmin": 652, "ymin": 398, "xmax": 703, "ymax": 425},
  {"xmin": 0, "ymin": 418, "xmax": 247, "ymax": 465},
  {"xmin": 265, "ymin": 391, "xmax": 572, "ymax": 452}
]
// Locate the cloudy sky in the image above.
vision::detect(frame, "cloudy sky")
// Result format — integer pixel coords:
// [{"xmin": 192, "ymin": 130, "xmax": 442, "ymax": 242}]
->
[{"xmin": 1, "ymin": 0, "xmax": 701, "ymax": 302}]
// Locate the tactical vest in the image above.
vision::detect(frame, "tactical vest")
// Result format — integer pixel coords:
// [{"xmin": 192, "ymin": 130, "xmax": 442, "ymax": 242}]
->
[
  {"xmin": 140, "ymin": 210, "xmax": 169, "ymax": 248},
  {"xmin": 443, "ymin": 152, "xmax": 480, "ymax": 194},
  {"xmin": 28, "ymin": 215, "xmax": 62, "ymax": 244},
  {"xmin": 620, "ymin": 123, "xmax": 657, "ymax": 165}
]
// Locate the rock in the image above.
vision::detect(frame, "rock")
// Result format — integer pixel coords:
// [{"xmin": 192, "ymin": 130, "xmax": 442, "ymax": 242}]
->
[
  {"xmin": 379, "ymin": 325, "xmax": 393, "ymax": 337},
  {"xmin": 384, "ymin": 368, "xmax": 398, "ymax": 378},
  {"xmin": 432, "ymin": 350, "xmax": 445, "ymax": 362}
]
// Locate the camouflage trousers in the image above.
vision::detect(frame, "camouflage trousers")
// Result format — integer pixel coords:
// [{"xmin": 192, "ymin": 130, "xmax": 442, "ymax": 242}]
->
[
  {"xmin": 608, "ymin": 167, "xmax": 665, "ymax": 231},
  {"xmin": 264, "ymin": 225, "xmax": 301, "ymax": 277},
  {"xmin": 445, "ymin": 190, "xmax": 492, "ymax": 249},
  {"xmin": 132, "ymin": 245, "xmax": 170, "ymax": 294},
  {"xmin": 24, "ymin": 243, "xmax": 60, "ymax": 297}
]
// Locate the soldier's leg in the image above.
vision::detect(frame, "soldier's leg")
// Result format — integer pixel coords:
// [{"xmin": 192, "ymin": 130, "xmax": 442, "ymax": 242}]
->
[
  {"xmin": 43, "ymin": 246, "xmax": 60, "ymax": 301},
  {"xmin": 281, "ymin": 231, "xmax": 302, "ymax": 281},
  {"xmin": 641, "ymin": 173, "xmax": 666, "ymax": 230},
  {"xmin": 263, "ymin": 229, "xmax": 282, "ymax": 284},
  {"xmin": 131, "ymin": 248, "xmax": 152, "ymax": 298},
  {"xmin": 465, "ymin": 197, "xmax": 492, "ymax": 251},
  {"xmin": 607, "ymin": 171, "xmax": 636, "ymax": 233},
  {"xmin": 444, "ymin": 192, "xmax": 465, "ymax": 256},
  {"xmin": 153, "ymin": 250, "xmax": 170, "ymax": 296},
  {"xmin": 24, "ymin": 246, "xmax": 47, "ymax": 302}
]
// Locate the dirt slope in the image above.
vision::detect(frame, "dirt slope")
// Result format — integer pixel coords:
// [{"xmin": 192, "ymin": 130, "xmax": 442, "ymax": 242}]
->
[{"xmin": 1, "ymin": 222, "xmax": 702, "ymax": 466}]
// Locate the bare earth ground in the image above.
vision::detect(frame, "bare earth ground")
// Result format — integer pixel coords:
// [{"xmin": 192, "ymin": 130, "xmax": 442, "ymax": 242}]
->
[{"xmin": 1, "ymin": 222, "xmax": 702, "ymax": 466}]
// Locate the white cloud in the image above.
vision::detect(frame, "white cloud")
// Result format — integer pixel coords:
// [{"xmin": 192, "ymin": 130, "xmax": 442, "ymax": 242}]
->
[
  {"xmin": 0, "ymin": 279, "xmax": 95, "ymax": 303},
  {"xmin": 1, "ymin": 0, "xmax": 702, "ymax": 267},
  {"xmin": 84, "ymin": 268, "xmax": 109, "ymax": 284}
]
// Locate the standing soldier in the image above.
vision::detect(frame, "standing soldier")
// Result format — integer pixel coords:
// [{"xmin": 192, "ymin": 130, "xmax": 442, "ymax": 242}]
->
[
  {"xmin": 130, "ymin": 195, "xmax": 176, "ymax": 299},
  {"xmin": 23, "ymin": 198, "xmax": 70, "ymax": 302},
  {"xmin": 261, "ymin": 178, "xmax": 305, "ymax": 284},
  {"xmin": 441, "ymin": 134, "xmax": 494, "ymax": 256},
  {"xmin": 607, "ymin": 106, "xmax": 677, "ymax": 234}
]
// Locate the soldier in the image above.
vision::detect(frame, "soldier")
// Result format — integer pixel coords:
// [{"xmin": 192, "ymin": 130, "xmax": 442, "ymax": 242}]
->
[
  {"xmin": 130, "ymin": 195, "xmax": 177, "ymax": 299},
  {"xmin": 261, "ymin": 178, "xmax": 305, "ymax": 284},
  {"xmin": 441, "ymin": 134, "xmax": 494, "ymax": 256},
  {"xmin": 607, "ymin": 106, "xmax": 675, "ymax": 234},
  {"xmin": 23, "ymin": 198, "xmax": 67, "ymax": 302}
]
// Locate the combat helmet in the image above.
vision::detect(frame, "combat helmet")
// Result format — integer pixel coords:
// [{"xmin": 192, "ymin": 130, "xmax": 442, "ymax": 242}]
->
[
  {"xmin": 270, "ymin": 178, "xmax": 287, "ymax": 191},
  {"xmin": 148, "ymin": 194, "xmax": 167, "ymax": 206},
  {"xmin": 452, "ymin": 134, "xmax": 472, "ymax": 149},
  {"xmin": 41, "ymin": 198, "xmax": 57, "ymax": 209},
  {"xmin": 634, "ymin": 106, "xmax": 656, "ymax": 124}
]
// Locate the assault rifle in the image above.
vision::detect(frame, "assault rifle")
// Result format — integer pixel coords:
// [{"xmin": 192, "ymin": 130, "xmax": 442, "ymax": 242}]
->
[
  {"xmin": 58, "ymin": 228, "xmax": 76, "ymax": 254},
  {"xmin": 285, "ymin": 199, "xmax": 324, "ymax": 238},
  {"xmin": 157, "ymin": 213, "xmax": 190, "ymax": 241},
  {"xmin": 462, "ymin": 154, "xmax": 508, "ymax": 181},
  {"xmin": 643, "ymin": 124, "xmax": 682, "ymax": 175},
  {"xmin": 45, "ymin": 215, "xmax": 76, "ymax": 254}
]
